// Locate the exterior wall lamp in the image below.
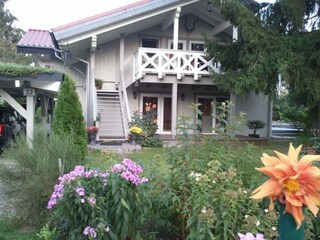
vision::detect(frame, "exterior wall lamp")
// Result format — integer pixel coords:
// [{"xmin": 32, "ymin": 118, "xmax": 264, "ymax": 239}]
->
[
  {"xmin": 207, "ymin": 0, "xmax": 213, "ymax": 12},
  {"xmin": 133, "ymin": 91, "xmax": 137, "ymax": 99}
]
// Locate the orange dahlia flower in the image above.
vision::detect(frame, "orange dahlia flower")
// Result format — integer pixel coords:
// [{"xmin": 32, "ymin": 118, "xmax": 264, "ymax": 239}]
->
[{"xmin": 251, "ymin": 143, "xmax": 320, "ymax": 229}]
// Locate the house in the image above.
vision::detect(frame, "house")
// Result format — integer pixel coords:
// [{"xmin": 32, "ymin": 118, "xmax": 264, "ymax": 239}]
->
[{"xmin": 17, "ymin": 0, "xmax": 272, "ymax": 141}]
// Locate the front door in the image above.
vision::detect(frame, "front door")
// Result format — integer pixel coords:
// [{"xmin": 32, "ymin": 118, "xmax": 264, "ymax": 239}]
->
[
  {"xmin": 197, "ymin": 96, "xmax": 216, "ymax": 134},
  {"xmin": 141, "ymin": 95, "xmax": 172, "ymax": 134}
]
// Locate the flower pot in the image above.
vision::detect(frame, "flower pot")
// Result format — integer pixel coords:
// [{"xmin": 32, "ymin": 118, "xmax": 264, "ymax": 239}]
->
[
  {"xmin": 277, "ymin": 202, "xmax": 305, "ymax": 240},
  {"xmin": 88, "ymin": 132, "xmax": 97, "ymax": 145},
  {"xmin": 129, "ymin": 134, "xmax": 138, "ymax": 145}
]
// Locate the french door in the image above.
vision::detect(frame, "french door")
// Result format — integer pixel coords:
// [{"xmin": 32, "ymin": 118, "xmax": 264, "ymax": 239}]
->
[
  {"xmin": 141, "ymin": 95, "xmax": 172, "ymax": 134},
  {"xmin": 197, "ymin": 96, "xmax": 216, "ymax": 134},
  {"xmin": 196, "ymin": 96, "xmax": 229, "ymax": 134}
]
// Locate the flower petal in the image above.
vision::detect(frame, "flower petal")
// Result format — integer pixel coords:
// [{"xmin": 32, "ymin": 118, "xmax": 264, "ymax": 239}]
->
[
  {"xmin": 251, "ymin": 179, "xmax": 281, "ymax": 199},
  {"xmin": 299, "ymin": 154, "xmax": 320, "ymax": 171},
  {"xmin": 285, "ymin": 192, "xmax": 303, "ymax": 207},
  {"xmin": 261, "ymin": 153, "xmax": 281, "ymax": 167},
  {"xmin": 285, "ymin": 204, "xmax": 304, "ymax": 229}
]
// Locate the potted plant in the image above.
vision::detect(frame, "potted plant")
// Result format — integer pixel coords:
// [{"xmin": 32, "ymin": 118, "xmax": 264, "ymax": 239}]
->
[
  {"xmin": 129, "ymin": 126, "xmax": 142, "ymax": 144},
  {"xmin": 95, "ymin": 78, "xmax": 103, "ymax": 90},
  {"xmin": 87, "ymin": 125, "xmax": 99, "ymax": 144},
  {"xmin": 246, "ymin": 120, "xmax": 265, "ymax": 138}
]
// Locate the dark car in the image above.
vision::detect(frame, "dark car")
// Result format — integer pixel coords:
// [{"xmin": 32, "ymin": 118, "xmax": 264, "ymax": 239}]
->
[{"xmin": 0, "ymin": 108, "xmax": 25, "ymax": 147}]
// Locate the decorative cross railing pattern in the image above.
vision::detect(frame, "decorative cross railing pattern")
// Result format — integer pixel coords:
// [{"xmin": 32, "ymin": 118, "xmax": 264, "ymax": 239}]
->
[{"xmin": 134, "ymin": 47, "xmax": 221, "ymax": 81}]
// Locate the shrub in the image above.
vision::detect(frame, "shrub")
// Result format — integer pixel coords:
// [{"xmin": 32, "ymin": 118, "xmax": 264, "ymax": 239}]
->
[
  {"xmin": 51, "ymin": 75, "xmax": 87, "ymax": 160},
  {"xmin": 141, "ymin": 106, "xmax": 279, "ymax": 239},
  {"xmin": 129, "ymin": 103, "xmax": 163, "ymax": 147},
  {"xmin": 0, "ymin": 126, "xmax": 86, "ymax": 227},
  {"xmin": 42, "ymin": 159, "xmax": 148, "ymax": 239}
]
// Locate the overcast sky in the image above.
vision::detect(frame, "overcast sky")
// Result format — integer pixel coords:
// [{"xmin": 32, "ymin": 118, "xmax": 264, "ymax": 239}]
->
[{"xmin": 6, "ymin": 0, "xmax": 275, "ymax": 31}]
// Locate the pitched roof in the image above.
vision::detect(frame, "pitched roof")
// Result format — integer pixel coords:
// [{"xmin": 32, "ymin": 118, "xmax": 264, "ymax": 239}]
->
[
  {"xmin": 17, "ymin": 29, "xmax": 54, "ymax": 48},
  {"xmin": 53, "ymin": 0, "xmax": 183, "ymax": 40},
  {"xmin": 17, "ymin": 29, "xmax": 58, "ymax": 55}
]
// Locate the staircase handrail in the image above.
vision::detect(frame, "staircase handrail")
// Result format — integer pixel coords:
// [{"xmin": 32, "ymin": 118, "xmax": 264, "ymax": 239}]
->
[{"xmin": 119, "ymin": 70, "xmax": 131, "ymax": 138}]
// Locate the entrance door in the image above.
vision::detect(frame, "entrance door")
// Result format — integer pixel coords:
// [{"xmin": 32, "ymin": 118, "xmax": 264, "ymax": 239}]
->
[
  {"xmin": 197, "ymin": 96, "xmax": 216, "ymax": 134},
  {"xmin": 141, "ymin": 95, "xmax": 172, "ymax": 133}
]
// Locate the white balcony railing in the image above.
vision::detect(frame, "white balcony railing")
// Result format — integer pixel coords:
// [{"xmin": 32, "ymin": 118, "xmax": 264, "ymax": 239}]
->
[{"xmin": 134, "ymin": 47, "xmax": 220, "ymax": 81}]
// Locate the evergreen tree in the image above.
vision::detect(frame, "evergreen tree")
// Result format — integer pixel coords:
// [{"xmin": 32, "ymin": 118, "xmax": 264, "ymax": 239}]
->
[
  {"xmin": 205, "ymin": 0, "xmax": 320, "ymax": 127},
  {"xmin": 0, "ymin": 0, "xmax": 31, "ymax": 64},
  {"xmin": 52, "ymin": 75, "xmax": 87, "ymax": 160}
]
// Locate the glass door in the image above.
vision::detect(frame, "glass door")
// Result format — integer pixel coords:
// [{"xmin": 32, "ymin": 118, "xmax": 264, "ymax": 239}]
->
[
  {"xmin": 141, "ymin": 95, "xmax": 172, "ymax": 134},
  {"xmin": 197, "ymin": 96, "xmax": 216, "ymax": 134}
]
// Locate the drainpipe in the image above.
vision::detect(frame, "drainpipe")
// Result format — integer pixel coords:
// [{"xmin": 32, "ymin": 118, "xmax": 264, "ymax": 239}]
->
[{"xmin": 52, "ymin": 48, "xmax": 91, "ymax": 125}]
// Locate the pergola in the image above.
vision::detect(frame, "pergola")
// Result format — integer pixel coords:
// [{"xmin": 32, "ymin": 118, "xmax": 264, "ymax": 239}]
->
[{"xmin": 0, "ymin": 70, "xmax": 63, "ymax": 146}]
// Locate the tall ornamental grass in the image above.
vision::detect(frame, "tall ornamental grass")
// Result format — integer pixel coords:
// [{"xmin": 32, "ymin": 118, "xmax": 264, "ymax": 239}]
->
[{"xmin": 0, "ymin": 126, "xmax": 86, "ymax": 227}]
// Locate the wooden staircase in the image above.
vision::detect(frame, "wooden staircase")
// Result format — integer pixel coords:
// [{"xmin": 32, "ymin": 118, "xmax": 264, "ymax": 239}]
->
[{"xmin": 96, "ymin": 90, "xmax": 126, "ymax": 141}]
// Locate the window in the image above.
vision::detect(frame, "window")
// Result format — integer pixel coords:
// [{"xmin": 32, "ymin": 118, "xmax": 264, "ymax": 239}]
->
[
  {"xmin": 190, "ymin": 42, "xmax": 205, "ymax": 51},
  {"xmin": 168, "ymin": 39, "xmax": 186, "ymax": 50},
  {"xmin": 141, "ymin": 37, "xmax": 159, "ymax": 48}
]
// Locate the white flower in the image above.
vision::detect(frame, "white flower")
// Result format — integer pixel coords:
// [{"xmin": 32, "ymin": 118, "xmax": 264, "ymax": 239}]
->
[
  {"xmin": 272, "ymin": 227, "xmax": 277, "ymax": 231},
  {"xmin": 195, "ymin": 177, "xmax": 200, "ymax": 181},
  {"xmin": 201, "ymin": 207, "xmax": 207, "ymax": 214},
  {"xmin": 212, "ymin": 180, "xmax": 216, "ymax": 184},
  {"xmin": 256, "ymin": 220, "xmax": 260, "ymax": 226},
  {"xmin": 264, "ymin": 208, "xmax": 269, "ymax": 213},
  {"xmin": 245, "ymin": 214, "xmax": 249, "ymax": 219},
  {"xmin": 243, "ymin": 190, "xmax": 247, "ymax": 194},
  {"xmin": 195, "ymin": 173, "xmax": 202, "ymax": 177}
]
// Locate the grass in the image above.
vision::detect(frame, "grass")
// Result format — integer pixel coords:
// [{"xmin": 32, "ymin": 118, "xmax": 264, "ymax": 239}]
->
[{"xmin": 0, "ymin": 219, "xmax": 37, "ymax": 240}]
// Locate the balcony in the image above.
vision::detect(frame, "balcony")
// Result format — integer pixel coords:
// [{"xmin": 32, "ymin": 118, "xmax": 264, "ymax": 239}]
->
[{"xmin": 133, "ymin": 48, "xmax": 220, "ymax": 81}]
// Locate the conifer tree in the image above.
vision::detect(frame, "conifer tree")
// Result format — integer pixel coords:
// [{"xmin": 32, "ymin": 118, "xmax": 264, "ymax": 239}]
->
[
  {"xmin": 52, "ymin": 75, "xmax": 87, "ymax": 160},
  {"xmin": 205, "ymin": 0, "xmax": 320, "ymax": 127}
]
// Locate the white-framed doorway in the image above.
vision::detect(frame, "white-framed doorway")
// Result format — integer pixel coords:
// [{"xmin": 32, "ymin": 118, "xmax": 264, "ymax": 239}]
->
[
  {"xmin": 196, "ymin": 96, "xmax": 230, "ymax": 134},
  {"xmin": 140, "ymin": 94, "xmax": 172, "ymax": 134},
  {"xmin": 196, "ymin": 96, "xmax": 216, "ymax": 134}
]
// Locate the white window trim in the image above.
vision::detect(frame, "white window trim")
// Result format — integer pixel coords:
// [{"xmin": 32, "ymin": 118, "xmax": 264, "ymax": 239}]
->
[
  {"xmin": 189, "ymin": 40, "xmax": 205, "ymax": 52},
  {"xmin": 196, "ymin": 96, "xmax": 216, "ymax": 134},
  {"xmin": 141, "ymin": 36, "xmax": 161, "ymax": 48}
]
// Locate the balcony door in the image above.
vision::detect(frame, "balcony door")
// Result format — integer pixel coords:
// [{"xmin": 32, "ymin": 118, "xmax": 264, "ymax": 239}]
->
[{"xmin": 141, "ymin": 95, "xmax": 172, "ymax": 134}]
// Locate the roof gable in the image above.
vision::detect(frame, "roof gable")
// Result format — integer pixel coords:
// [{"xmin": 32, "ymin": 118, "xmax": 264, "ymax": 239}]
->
[{"xmin": 53, "ymin": 0, "xmax": 198, "ymax": 41}]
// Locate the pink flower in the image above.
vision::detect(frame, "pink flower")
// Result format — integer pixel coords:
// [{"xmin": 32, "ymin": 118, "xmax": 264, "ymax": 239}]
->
[{"xmin": 238, "ymin": 232, "xmax": 265, "ymax": 240}]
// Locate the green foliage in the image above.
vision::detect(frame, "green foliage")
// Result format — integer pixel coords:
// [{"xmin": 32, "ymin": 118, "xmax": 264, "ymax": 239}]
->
[
  {"xmin": 0, "ymin": 0, "xmax": 31, "ymax": 65},
  {"xmin": 52, "ymin": 75, "xmax": 87, "ymax": 160},
  {"xmin": 273, "ymin": 96, "xmax": 309, "ymax": 128},
  {"xmin": 45, "ymin": 160, "xmax": 148, "ymax": 239},
  {"xmin": 205, "ymin": 0, "xmax": 320, "ymax": 126},
  {"xmin": 247, "ymin": 120, "xmax": 265, "ymax": 135},
  {"xmin": 0, "ymin": 217, "xmax": 37, "ymax": 240},
  {"xmin": 0, "ymin": 126, "xmax": 86, "ymax": 227},
  {"xmin": 0, "ymin": 63, "xmax": 57, "ymax": 78},
  {"xmin": 142, "ymin": 106, "xmax": 278, "ymax": 239}
]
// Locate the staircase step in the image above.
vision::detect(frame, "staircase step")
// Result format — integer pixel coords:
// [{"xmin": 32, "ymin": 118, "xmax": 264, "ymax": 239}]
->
[{"xmin": 96, "ymin": 90, "xmax": 126, "ymax": 140}]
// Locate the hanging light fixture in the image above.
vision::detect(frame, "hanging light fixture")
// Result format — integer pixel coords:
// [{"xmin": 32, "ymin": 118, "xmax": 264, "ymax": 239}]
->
[
  {"xmin": 133, "ymin": 91, "xmax": 137, "ymax": 99},
  {"xmin": 207, "ymin": 0, "xmax": 213, "ymax": 12}
]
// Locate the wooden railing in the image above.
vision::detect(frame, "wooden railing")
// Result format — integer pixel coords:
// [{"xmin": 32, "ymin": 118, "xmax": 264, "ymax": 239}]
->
[{"xmin": 134, "ymin": 47, "xmax": 220, "ymax": 81}]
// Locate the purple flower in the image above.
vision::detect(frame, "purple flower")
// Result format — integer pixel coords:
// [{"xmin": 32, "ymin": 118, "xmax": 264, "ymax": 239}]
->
[
  {"xmin": 83, "ymin": 226, "xmax": 97, "ymax": 238},
  {"xmin": 87, "ymin": 196, "xmax": 96, "ymax": 206},
  {"xmin": 238, "ymin": 232, "xmax": 265, "ymax": 240},
  {"xmin": 75, "ymin": 186, "xmax": 85, "ymax": 196}
]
